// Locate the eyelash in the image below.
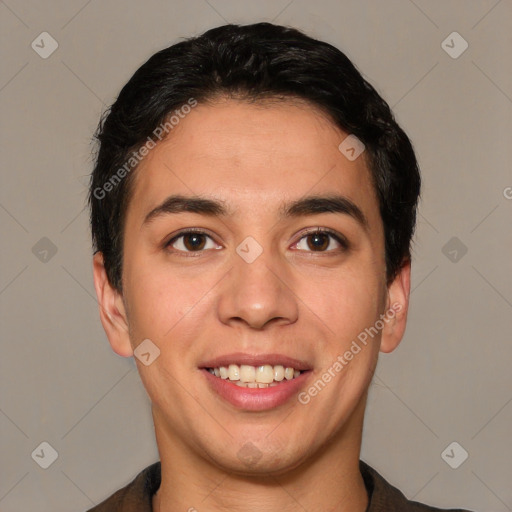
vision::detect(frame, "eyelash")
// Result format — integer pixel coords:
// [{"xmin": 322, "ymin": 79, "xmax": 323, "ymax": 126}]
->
[{"xmin": 164, "ymin": 227, "xmax": 349, "ymax": 256}]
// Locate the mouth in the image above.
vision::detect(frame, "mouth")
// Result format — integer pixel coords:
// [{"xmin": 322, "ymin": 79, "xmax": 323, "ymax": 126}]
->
[
  {"xmin": 205, "ymin": 364, "xmax": 303, "ymax": 388},
  {"xmin": 200, "ymin": 354, "xmax": 312, "ymax": 411}
]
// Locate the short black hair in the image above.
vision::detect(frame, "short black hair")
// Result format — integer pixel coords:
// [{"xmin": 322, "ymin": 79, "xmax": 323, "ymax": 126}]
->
[{"xmin": 89, "ymin": 22, "xmax": 421, "ymax": 292}]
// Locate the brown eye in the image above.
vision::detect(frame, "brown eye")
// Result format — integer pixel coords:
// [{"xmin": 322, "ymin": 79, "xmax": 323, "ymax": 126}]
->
[
  {"xmin": 306, "ymin": 232, "xmax": 330, "ymax": 251},
  {"xmin": 182, "ymin": 233, "xmax": 207, "ymax": 251},
  {"xmin": 294, "ymin": 229, "xmax": 347, "ymax": 252},
  {"xmin": 167, "ymin": 231, "xmax": 219, "ymax": 252}
]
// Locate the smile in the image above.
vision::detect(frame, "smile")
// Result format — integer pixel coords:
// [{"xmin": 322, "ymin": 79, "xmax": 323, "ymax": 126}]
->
[{"xmin": 207, "ymin": 364, "xmax": 302, "ymax": 388}]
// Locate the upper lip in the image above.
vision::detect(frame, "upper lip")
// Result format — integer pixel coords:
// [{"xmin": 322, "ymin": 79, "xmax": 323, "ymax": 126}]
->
[{"xmin": 200, "ymin": 353, "xmax": 312, "ymax": 371}]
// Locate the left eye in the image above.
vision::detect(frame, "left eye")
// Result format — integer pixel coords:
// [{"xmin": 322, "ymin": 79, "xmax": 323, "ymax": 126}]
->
[
  {"xmin": 294, "ymin": 230, "xmax": 346, "ymax": 252},
  {"xmin": 167, "ymin": 232, "xmax": 219, "ymax": 252}
]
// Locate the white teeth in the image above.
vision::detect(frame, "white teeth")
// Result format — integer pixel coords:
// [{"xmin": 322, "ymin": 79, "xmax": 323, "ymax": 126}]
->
[
  {"xmin": 239, "ymin": 364, "xmax": 256, "ymax": 383},
  {"xmin": 256, "ymin": 365, "xmax": 274, "ymax": 383},
  {"xmin": 228, "ymin": 364, "xmax": 240, "ymax": 381},
  {"xmin": 208, "ymin": 363, "xmax": 304, "ymax": 385},
  {"xmin": 274, "ymin": 365, "xmax": 285, "ymax": 381}
]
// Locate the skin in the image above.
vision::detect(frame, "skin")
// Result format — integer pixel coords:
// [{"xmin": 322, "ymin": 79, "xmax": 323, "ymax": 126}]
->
[{"xmin": 93, "ymin": 98, "xmax": 410, "ymax": 512}]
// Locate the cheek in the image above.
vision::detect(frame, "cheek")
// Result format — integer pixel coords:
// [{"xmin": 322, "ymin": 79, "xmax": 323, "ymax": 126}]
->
[
  {"xmin": 123, "ymin": 261, "xmax": 186, "ymax": 338},
  {"xmin": 123, "ymin": 257, "xmax": 220, "ymax": 349},
  {"xmin": 123, "ymin": 265, "xmax": 208, "ymax": 405},
  {"xmin": 298, "ymin": 264, "xmax": 384, "ymax": 345}
]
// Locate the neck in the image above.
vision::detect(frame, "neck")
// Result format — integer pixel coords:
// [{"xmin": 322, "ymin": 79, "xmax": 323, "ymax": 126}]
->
[{"xmin": 152, "ymin": 398, "xmax": 369, "ymax": 512}]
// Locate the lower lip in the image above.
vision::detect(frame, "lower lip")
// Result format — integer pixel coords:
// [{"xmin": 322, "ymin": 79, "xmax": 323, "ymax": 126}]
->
[{"xmin": 202, "ymin": 369, "xmax": 311, "ymax": 411}]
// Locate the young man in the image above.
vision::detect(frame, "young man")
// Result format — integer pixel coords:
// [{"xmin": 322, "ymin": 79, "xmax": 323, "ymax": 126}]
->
[{"xmin": 88, "ymin": 23, "xmax": 473, "ymax": 512}]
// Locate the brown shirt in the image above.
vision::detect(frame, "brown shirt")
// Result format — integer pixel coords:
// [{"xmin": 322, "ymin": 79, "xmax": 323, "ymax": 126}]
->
[{"xmin": 86, "ymin": 460, "xmax": 474, "ymax": 511}]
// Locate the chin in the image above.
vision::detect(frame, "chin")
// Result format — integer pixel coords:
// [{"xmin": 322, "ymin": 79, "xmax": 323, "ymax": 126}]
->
[{"xmin": 201, "ymin": 436, "xmax": 313, "ymax": 477}]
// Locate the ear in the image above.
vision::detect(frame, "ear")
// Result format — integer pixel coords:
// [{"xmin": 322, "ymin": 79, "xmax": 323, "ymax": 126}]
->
[
  {"xmin": 379, "ymin": 259, "xmax": 411, "ymax": 354},
  {"xmin": 92, "ymin": 252, "xmax": 133, "ymax": 357}
]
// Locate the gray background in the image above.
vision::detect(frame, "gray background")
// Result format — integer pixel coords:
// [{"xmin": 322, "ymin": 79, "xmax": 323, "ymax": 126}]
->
[{"xmin": 1, "ymin": 1, "xmax": 511, "ymax": 511}]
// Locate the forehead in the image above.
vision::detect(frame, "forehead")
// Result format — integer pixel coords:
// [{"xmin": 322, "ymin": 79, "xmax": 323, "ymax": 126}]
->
[{"xmin": 126, "ymin": 98, "xmax": 380, "ymax": 229}]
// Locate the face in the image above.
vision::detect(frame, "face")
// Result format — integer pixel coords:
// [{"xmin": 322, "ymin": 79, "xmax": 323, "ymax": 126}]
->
[{"xmin": 94, "ymin": 98, "xmax": 409, "ymax": 475}]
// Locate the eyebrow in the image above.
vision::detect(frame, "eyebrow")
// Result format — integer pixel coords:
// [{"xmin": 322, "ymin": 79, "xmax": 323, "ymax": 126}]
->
[{"xmin": 142, "ymin": 194, "xmax": 369, "ymax": 232}]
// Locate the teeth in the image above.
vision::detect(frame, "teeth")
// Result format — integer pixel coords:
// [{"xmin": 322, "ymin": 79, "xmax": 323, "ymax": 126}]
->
[
  {"xmin": 228, "ymin": 364, "xmax": 240, "ymax": 381},
  {"xmin": 256, "ymin": 365, "xmax": 274, "ymax": 383},
  {"xmin": 239, "ymin": 364, "xmax": 256, "ymax": 383},
  {"xmin": 284, "ymin": 367, "xmax": 294, "ymax": 380},
  {"xmin": 208, "ymin": 364, "xmax": 304, "ymax": 385},
  {"xmin": 274, "ymin": 365, "xmax": 285, "ymax": 381}
]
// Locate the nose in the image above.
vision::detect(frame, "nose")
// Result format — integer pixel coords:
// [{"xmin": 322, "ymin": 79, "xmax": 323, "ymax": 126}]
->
[{"xmin": 216, "ymin": 245, "xmax": 299, "ymax": 330}]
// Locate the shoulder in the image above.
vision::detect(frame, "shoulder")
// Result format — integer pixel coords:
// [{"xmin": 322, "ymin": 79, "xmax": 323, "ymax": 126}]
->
[
  {"xmin": 360, "ymin": 460, "xmax": 475, "ymax": 512},
  {"xmin": 85, "ymin": 461, "xmax": 161, "ymax": 512}
]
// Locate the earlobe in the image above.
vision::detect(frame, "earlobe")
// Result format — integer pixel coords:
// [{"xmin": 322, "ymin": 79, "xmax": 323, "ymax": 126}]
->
[
  {"xmin": 379, "ymin": 259, "xmax": 411, "ymax": 354},
  {"xmin": 92, "ymin": 252, "xmax": 134, "ymax": 358}
]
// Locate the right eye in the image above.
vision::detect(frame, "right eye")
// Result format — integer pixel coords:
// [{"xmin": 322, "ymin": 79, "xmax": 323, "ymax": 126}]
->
[{"xmin": 165, "ymin": 230, "xmax": 221, "ymax": 253}]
